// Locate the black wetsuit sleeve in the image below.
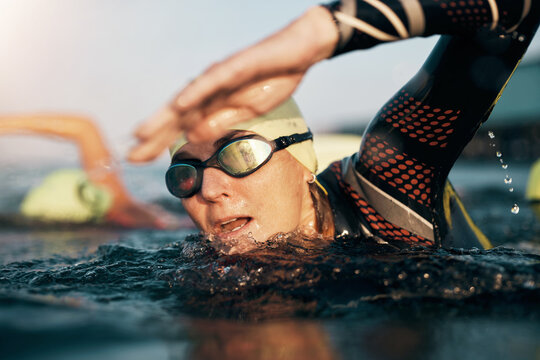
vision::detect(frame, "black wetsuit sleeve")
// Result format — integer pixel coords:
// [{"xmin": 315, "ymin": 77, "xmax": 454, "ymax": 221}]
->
[
  {"xmin": 324, "ymin": 0, "xmax": 537, "ymax": 56},
  {"xmin": 321, "ymin": 0, "xmax": 539, "ymax": 245}
]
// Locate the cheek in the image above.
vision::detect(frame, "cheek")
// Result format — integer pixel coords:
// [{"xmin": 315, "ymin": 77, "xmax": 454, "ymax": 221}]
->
[
  {"xmin": 182, "ymin": 199, "xmax": 205, "ymax": 228},
  {"xmin": 249, "ymin": 155, "xmax": 307, "ymax": 228}
]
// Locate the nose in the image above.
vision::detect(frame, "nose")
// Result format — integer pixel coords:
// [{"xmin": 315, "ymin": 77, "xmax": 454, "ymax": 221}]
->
[{"xmin": 199, "ymin": 167, "xmax": 231, "ymax": 202}]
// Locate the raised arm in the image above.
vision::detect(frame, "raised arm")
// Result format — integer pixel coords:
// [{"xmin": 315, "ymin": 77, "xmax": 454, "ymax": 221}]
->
[
  {"xmin": 334, "ymin": 0, "xmax": 538, "ymax": 225},
  {"xmin": 292, "ymin": 0, "xmax": 533, "ymax": 247},
  {"xmin": 128, "ymin": 1, "xmax": 538, "ymax": 163}
]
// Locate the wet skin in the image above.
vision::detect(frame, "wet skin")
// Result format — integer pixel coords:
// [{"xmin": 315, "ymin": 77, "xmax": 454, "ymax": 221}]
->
[{"xmin": 175, "ymin": 131, "xmax": 317, "ymax": 249}]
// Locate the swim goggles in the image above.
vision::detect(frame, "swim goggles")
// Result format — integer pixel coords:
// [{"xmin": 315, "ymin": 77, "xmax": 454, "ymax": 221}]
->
[{"xmin": 166, "ymin": 130, "xmax": 313, "ymax": 198}]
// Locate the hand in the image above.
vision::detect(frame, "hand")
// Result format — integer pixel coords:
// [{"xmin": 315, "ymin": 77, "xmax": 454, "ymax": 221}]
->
[{"xmin": 128, "ymin": 6, "xmax": 338, "ymax": 162}]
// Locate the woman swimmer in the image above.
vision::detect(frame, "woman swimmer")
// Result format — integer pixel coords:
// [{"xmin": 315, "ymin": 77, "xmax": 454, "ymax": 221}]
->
[
  {"xmin": 129, "ymin": 1, "xmax": 539, "ymax": 250},
  {"xmin": 0, "ymin": 115, "xmax": 179, "ymax": 229}
]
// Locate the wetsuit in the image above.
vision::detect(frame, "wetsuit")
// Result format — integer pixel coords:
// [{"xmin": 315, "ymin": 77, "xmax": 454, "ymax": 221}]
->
[{"xmin": 317, "ymin": 0, "xmax": 540, "ymax": 249}]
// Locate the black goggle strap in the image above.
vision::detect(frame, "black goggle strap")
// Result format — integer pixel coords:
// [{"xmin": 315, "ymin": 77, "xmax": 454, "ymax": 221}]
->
[{"xmin": 272, "ymin": 130, "xmax": 313, "ymax": 150}]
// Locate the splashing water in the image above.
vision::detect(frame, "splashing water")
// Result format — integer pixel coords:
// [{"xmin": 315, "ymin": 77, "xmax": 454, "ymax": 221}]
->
[
  {"xmin": 487, "ymin": 132, "xmax": 519, "ymax": 214},
  {"xmin": 1, "ymin": 236, "xmax": 539, "ymax": 320}
]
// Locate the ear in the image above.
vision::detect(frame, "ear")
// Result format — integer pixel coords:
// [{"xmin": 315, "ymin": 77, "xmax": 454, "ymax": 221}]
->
[{"xmin": 303, "ymin": 168, "xmax": 315, "ymax": 183}]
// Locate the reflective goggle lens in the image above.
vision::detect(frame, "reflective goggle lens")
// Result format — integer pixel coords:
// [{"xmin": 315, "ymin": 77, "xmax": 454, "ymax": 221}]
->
[
  {"xmin": 217, "ymin": 139, "xmax": 272, "ymax": 175},
  {"xmin": 166, "ymin": 163, "xmax": 198, "ymax": 197}
]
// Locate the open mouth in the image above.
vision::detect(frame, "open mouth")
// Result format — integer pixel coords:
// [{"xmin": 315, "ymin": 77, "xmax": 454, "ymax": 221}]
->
[{"xmin": 216, "ymin": 217, "xmax": 251, "ymax": 235}]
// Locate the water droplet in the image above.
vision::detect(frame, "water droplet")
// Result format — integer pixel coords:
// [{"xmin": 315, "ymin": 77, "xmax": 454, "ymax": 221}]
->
[
  {"xmin": 518, "ymin": 35, "xmax": 526, "ymax": 42},
  {"xmin": 509, "ymin": 188, "xmax": 514, "ymax": 192},
  {"xmin": 499, "ymin": 158, "xmax": 504, "ymax": 164},
  {"xmin": 501, "ymin": 164, "xmax": 508, "ymax": 169},
  {"xmin": 488, "ymin": 131, "xmax": 495, "ymax": 139},
  {"xmin": 511, "ymin": 204, "xmax": 519, "ymax": 214},
  {"xmin": 504, "ymin": 176, "xmax": 512, "ymax": 184},
  {"xmin": 496, "ymin": 151, "xmax": 502, "ymax": 157},
  {"xmin": 490, "ymin": 143, "xmax": 496, "ymax": 147}
]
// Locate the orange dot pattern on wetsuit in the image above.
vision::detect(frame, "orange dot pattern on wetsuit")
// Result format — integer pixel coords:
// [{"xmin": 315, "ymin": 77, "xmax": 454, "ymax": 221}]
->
[
  {"xmin": 359, "ymin": 134, "xmax": 436, "ymax": 207},
  {"xmin": 380, "ymin": 89, "xmax": 460, "ymax": 149},
  {"xmin": 330, "ymin": 161, "xmax": 434, "ymax": 247},
  {"xmin": 435, "ymin": 0, "xmax": 515, "ymax": 31}
]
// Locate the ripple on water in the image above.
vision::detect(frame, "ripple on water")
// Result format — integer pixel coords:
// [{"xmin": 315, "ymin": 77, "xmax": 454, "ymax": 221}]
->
[{"xmin": 1, "ymin": 234, "xmax": 539, "ymax": 321}]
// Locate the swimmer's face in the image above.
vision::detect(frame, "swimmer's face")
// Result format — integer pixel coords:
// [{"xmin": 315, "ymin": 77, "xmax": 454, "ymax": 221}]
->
[{"xmin": 176, "ymin": 131, "xmax": 316, "ymax": 249}]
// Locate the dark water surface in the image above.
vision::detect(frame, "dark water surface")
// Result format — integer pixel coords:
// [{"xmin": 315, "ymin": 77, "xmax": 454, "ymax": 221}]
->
[{"xmin": 0, "ymin": 161, "xmax": 539, "ymax": 360}]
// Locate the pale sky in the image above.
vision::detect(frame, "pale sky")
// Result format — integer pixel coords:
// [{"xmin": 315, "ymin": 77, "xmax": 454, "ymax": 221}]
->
[{"xmin": 1, "ymin": 0, "xmax": 539, "ymax": 162}]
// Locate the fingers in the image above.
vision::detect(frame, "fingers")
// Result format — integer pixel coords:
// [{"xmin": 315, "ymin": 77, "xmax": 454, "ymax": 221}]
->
[
  {"xmin": 228, "ymin": 74, "xmax": 304, "ymax": 112},
  {"xmin": 134, "ymin": 106, "xmax": 178, "ymax": 141},
  {"xmin": 128, "ymin": 120, "xmax": 181, "ymax": 162},
  {"xmin": 129, "ymin": 102, "xmax": 204, "ymax": 162},
  {"xmin": 186, "ymin": 107, "xmax": 257, "ymax": 143},
  {"xmin": 128, "ymin": 72, "xmax": 305, "ymax": 161},
  {"xmin": 185, "ymin": 74, "xmax": 304, "ymax": 142}
]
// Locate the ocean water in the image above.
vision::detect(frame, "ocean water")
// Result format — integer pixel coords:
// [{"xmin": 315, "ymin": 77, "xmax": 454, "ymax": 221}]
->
[{"xmin": 0, "ymin": 160, "xmax": 539, "ymax": 360}]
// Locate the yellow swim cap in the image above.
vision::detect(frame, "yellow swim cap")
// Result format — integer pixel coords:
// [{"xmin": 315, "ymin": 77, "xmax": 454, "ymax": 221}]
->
[
  {"xmin": 526, "ymin": 159, "xmax": 540, "ymax": 201},
  {"xmin": 20, "ymin": 169, "xmax": 113, "ymax": 223},
  {"xmin": 169, "ymin": 98, "xmax": 318, "ymax": 173}
]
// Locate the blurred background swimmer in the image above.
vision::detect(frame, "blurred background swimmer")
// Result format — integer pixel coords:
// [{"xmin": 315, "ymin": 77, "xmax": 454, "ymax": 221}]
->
[
  {"xmin": 0, "ymin": 114, "xmax": 180, "ymax": 229},
  {"xmin": 526, "ymin": 158, "xmax": 540, "ymax": 220}
]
